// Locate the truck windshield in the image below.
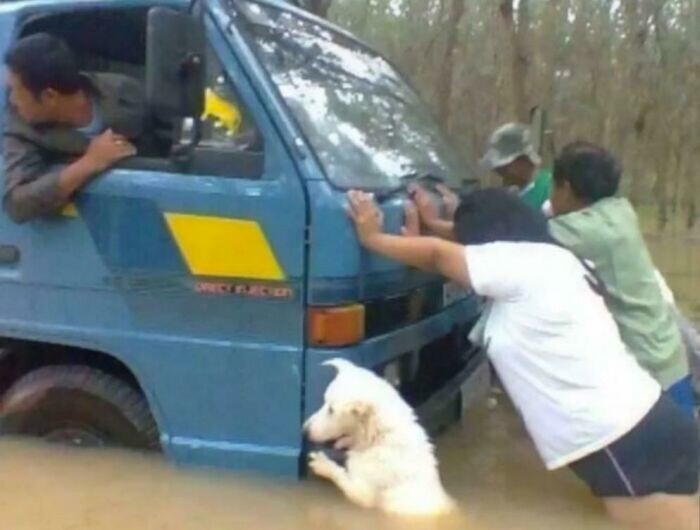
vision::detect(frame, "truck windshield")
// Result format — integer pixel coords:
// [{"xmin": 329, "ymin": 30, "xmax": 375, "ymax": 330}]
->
[{"xmin": 233, "ymin": 1, "xmax": 474, "ymax": 190}]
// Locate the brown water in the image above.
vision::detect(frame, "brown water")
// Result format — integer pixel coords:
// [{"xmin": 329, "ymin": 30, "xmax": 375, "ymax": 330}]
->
[{"xmin": 0, "ymin": 402, "xmax": 621, "ymax": 530}]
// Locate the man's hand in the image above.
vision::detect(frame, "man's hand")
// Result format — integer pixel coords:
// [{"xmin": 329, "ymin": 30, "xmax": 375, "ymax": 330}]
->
[
  {"xmin": 347, "ymin": 190, "xmax": 384, "ymax": 245},
  {"xmin": 409, "ymin": 183, "xmax": 441, "ymax": 226},
  {"xmin": 83, "ymin": 129, "xmax": 137, "ymax": 173},
  {"xmin": 407, "ymin": 183, "xmax": 456, "ymax": 240},
  {"xmin": 57, "ymin": 130, "xmax": 137, "ymax": 204},
  {"xmin": 436, "ymin": 184, "xmax": 460, "ymax": 219},
  {"xmin": 402, "ymin": 200, "xmax": 420, "ymax": 236}
]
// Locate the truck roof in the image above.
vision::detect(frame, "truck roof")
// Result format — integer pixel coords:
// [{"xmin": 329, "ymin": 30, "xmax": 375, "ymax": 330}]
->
[
  {"xmin": 0, "ymin": 0, "xmax": 303, "ymax": 8},
  {"xmin": 0, "ymin": 0, "xmax": 187, "ymax": 12},
  {"xmin": 0, "ymin": 0, "xmax": 372, "ymax": 59}
]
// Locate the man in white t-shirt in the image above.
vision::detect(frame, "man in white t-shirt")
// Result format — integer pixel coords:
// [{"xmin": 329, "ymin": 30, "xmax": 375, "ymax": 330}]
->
[
  {"xmin": 346, "ymin": 187, "xmax": 699, "ymax": 530},
  {"xmin": 467, "ymin": 241, "xmax": 659, "ymax": 469}
]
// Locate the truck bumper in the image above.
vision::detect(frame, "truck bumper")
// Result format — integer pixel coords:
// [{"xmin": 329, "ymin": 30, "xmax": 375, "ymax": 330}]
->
[{"xmin": 304, "ymin": 297, "xmax": 487, "ymax": 441}]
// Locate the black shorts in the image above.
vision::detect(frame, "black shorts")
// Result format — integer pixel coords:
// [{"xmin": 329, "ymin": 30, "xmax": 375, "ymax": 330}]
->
[{"xmin": 569, "ymin": 394, "xmax": 699, "ymax": 497}]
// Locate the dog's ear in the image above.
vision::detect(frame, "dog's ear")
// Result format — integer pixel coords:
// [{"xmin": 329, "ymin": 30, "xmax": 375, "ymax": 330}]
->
[
  {"xmin": 343, "ymin": 400, "xmax": 374, "ymax": 419},
  {"xmin": 343, "ymin": 400, "xmax": 380, "ymax": 444},
  {"xmin": 323, "ymin": 358, "xmax": 356, "ymax": 374}
]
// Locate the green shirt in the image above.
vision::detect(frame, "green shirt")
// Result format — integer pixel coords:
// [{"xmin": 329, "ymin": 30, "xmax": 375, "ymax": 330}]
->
[
  {"xmin": 520, "ymin": 168, "xmax": 552, "ymax": 211},
  {"xmin": 549, "ymin": 197, "xmax": 688, "ymax": 389}
]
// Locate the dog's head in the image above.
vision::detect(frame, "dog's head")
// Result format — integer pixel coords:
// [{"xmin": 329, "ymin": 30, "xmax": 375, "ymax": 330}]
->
[{"xmin": 304, "ymin": 359, "xmax": 410, "ymax": 450}]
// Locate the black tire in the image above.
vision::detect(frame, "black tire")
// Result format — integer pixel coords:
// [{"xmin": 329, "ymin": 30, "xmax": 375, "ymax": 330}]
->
[{"xmin": 0, "ymin": 365, "xmax": 160, "ymax": 450}]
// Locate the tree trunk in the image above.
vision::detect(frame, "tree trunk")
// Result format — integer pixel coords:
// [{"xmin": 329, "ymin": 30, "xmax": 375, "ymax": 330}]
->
[
  {"xmin": 436, "ymin": 0, "xmax": 466, "ymax": 132},
  {"xmin": 302, "ymin": 0, "xmax": 332, "ymax": 18},
  {"xmin": 499, "ymin": 0, "xmax": 531, "ymax": 122},
  {"xmin": 355, "ymin": 0, "xmax": 371, "ymax": 33}
]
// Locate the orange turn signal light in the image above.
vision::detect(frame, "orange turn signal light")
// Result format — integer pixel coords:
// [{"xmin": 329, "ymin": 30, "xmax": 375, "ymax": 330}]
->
[{"xmin": 308, "ymin": 304, "xmax": 365, "ymax": 347}]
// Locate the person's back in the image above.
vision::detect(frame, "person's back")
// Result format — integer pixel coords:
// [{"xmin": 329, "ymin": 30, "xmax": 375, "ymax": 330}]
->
[
  {"xmin": 548, "ymin": 143, "xmax": 689, "ymax": 401},
  {"xmin": 468, "ymin": 239, "xmax": 660, "ymax": 470}
]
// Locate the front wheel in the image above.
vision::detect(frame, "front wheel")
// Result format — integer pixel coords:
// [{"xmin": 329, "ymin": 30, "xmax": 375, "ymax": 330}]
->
[{"xmin": 0, "ymin": 366, "xmax": 160, "ymax": 450}]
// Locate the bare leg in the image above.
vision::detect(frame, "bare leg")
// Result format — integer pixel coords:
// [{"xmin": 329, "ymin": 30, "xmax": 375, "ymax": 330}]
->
[{"xmin": 603, "ymin": 494, "xmax": 700, "ymax": 530}]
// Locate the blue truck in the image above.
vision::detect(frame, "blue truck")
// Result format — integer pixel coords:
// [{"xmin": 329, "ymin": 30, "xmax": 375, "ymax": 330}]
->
[{"xmin": 0, "ymin": 0, "xmax": 488, "ymax": 477}]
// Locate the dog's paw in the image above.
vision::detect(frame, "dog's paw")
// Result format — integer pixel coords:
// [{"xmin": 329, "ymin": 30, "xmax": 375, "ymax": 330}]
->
[{"xmin": 308, "ymin": 451, "xmax": 339, "ymax": 480}]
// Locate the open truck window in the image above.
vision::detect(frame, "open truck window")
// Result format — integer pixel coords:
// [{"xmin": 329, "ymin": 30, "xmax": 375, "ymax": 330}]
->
[{"xmin": 18, "ymin": 7, "xmax": 263, "ymax": 175}]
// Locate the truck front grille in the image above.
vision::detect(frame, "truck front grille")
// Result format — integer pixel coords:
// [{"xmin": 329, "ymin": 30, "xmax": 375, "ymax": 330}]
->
[{"xmin": 364, "ymin": 282, "xmax": 444, "ymax": 337}]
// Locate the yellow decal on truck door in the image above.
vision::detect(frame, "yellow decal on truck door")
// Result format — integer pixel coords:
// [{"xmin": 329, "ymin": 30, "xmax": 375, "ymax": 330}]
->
[{"xmin": 165, "ymin": 213, "xmax": 285, "ymax": 280}]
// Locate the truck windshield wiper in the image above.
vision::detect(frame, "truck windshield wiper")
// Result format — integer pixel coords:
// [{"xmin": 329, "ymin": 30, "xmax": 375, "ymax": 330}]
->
[{"xmin": 375, "ymin": 172, "xmax": 446, "ymax": 203}]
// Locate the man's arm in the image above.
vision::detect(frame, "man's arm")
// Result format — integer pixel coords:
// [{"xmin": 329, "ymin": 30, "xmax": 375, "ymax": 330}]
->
[
  {"xmin": 422, "ymin": 218, "xmax": 456, "ymax": 241},
  {"xmin": 347, "ymin": 190, "xmax": 470, "ymax": 287},
  {"xmin": 3, "ymin": 134, "xmax": 65, "ymax": 223},
  {"xmin": 3, "ymin": 130, "xmax": 136, "ymax": 223},
  {"xmin": 362, "ymin": 232, "xmax": 469, "ymax": 286}
]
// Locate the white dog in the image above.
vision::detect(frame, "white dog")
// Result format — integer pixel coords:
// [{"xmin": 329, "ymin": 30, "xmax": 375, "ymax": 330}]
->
[{"xmin": 304, "ymin": 359, "xmax": 455, "ymax": 517}]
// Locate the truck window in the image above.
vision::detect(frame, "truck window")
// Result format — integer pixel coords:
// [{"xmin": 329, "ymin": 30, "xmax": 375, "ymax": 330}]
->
[{"xmin": 17, "ymin": 8, "xmax": 263, "ymax": 170}]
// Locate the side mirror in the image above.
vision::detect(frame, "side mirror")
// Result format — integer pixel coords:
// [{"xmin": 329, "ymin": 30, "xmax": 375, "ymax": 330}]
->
[{"xmin": 146, "ymin": 7, "xmax": 206, "ymax": 122}]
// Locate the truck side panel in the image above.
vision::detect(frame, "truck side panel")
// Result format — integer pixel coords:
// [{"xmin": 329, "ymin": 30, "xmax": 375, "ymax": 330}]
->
[{"xmin": 0, "ymin": 8, "xmax": 308, "ymax": 476}]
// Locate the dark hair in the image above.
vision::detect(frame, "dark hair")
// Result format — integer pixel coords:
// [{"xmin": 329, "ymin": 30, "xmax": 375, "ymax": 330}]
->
[
  {"xmin": 454, "ymin": 188, "xmax": 556, "ymax": 245},
  {"xmin": 553, "ymin": 142, "xmax": 621, "ymax": 203},
  {"xmin": 4, "ymin": 33, "xmax": 89, "ymax": 97}
]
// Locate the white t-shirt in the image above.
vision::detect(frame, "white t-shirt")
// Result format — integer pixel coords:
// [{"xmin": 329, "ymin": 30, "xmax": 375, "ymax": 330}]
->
[{"xmin": 466, "ymin": 242, "xmax": 661, "ymax": 470}]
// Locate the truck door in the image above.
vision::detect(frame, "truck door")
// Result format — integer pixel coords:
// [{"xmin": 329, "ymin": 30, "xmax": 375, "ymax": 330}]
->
[{"xmin": 0, "ymin": 7, "xmax": 308, "ymax": 475}]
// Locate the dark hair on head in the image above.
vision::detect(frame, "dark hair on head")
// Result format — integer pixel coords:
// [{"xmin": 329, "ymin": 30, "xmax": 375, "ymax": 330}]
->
[
  {"xmin": 553, "ymin": 142, "xmax": 621, "ymax": 203},
  {"xmin": 4, "ymin": 33, "xmax": 89, "ymax": 97},
  {"xmin": 454, "ymin": 188, "xmax": 556, "ymax": 245}
]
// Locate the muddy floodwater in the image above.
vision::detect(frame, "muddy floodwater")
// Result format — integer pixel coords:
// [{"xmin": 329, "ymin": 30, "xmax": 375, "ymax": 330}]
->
[{"xmin": 0, "ymin": 401, "xmax": 622, "ymax": 530}]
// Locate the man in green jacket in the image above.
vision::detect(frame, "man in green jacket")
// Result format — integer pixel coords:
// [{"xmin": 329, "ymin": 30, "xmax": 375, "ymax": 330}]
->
[{"xmin": 548, "ymin": 142, "xmax": 693, "ymax": 416}]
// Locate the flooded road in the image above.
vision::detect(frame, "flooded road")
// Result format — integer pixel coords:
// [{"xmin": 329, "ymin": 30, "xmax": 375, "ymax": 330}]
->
[{"xmin": 0, "ymin": 401, "xmax": 621, "ymax": 530}]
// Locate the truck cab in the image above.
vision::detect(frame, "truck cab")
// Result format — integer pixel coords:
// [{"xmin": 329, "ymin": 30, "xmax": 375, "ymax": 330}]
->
[{"xmin": 0, "ymin": 0, "xmax": 487, "ymax": 477}]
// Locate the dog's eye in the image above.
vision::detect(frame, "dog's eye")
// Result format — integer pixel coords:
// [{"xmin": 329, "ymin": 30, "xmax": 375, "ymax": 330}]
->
[{"xmin": 328, "ymin": 405, "xmax": 335, "ymax": 415}]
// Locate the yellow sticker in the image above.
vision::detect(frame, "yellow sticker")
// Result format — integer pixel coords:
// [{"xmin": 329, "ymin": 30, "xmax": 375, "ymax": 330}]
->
[{"xmin": 165, "ymin": 213, "xmax": 285, "ymax": 280}]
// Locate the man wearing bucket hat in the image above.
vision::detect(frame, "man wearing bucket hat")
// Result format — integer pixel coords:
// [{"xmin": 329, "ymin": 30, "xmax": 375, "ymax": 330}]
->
[
  {"xmin": 479, "ymin": 123, "xmax": 552, "ymax": 214},
  {"xmin": 408, "ymin": 123, "xmax": 553, "ymax": 239}
]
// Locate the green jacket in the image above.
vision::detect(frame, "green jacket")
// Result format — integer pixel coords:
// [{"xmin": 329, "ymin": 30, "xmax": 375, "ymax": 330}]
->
[
  {"xmin": 550, "ymin": 197, "xmax": 688, "ymax": 389},
  {"xmin": 520, "ymin": 168, "xmax": 552, "ymax": 212}
]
